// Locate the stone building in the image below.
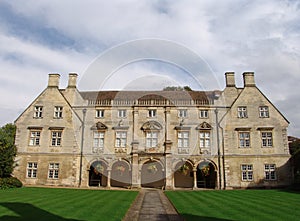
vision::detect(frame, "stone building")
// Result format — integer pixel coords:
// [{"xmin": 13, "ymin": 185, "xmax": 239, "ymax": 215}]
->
[{"xmin": 13, "ymin": 72, "xmax": 292, "ymax": 189}]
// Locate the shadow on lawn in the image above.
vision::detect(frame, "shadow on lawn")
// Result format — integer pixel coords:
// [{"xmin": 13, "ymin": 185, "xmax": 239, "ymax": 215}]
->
[{"xmin": 0, "ymin": 203, "xmax": 84, "ymax": 221}]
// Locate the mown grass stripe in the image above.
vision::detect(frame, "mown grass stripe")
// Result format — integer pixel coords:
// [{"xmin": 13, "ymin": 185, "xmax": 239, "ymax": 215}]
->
[
  {"xmin": 0, "ymin": 187, "xmax": 138, "ymax": 221},
  {"xmin": 166, "ymin": 190, "xmax": 300, "ymax": 221}
]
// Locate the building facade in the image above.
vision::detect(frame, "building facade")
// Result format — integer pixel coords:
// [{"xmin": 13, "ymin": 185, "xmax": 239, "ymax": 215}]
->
[{"xmin": 13, "ymin": 72, "xmax": 292, "ymax": 189}]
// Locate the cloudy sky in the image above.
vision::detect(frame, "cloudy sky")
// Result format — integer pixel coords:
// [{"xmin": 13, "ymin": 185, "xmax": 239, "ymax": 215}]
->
[{"xmin": 0, "ymin": 0, "xmax": 299, "ymax": 136}]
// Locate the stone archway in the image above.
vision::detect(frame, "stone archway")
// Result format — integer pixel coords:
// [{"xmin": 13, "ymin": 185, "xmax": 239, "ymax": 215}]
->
[
  {"xmin": 111, "ymin": 160, "xmax": 131, "ymax": 188},
  {"xmin": 174, "ymin": 161, "xmax": 193, "ymax": 188},
  {"xmin": 89, "ymin": 161, "xmax": 108, "ymax": 187},
  {"xmin": 141, "ymin": 160, "xmax": 165, "ymax": 188},
  {"xmin": 196, "ymin": 161, "xmax": 217, "ymax": 189}
]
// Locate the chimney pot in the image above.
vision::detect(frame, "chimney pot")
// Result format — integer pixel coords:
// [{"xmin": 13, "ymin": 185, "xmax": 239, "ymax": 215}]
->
[
  {"xmin": 243, "ymin": 72, "xmax": 255, "ymax": 87},
  {"xmin": 48, "ymin": 73, "xmax": 60, "ymax": 88}
]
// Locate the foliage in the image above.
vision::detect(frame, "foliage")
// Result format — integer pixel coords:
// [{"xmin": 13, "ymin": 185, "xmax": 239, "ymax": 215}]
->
[
  {"xmin": 0, "ymin": 123, "xmax": 17, "ymax": 178},
  {"xmin": 289, "ymin": 138, "xmax": 300, "ymax": 186},
  {"xmin": 0, "ymin": 187, "xmax": 138, "ymax": 221},
  {"xmin": 201, "ymin": 165, "xmax": 210, "ymax": 176},
  {"xmin": 94, "ymin": 164, "xmax": 105, "ymax": 174},
  {"xmin": 147, "ymin": 164, "xmax": 158, "ymax": 174},
  {"xmin": 163, "ymin": 86, "xmax": 192, "ymax": 91},
  {"xmin": 166, "ymin": 190, "xmax": 300, "ymax": 221},
  {"xmin": 0, "ymin": 177, "xmax": 22, "ymax": 189},
  {"xmin": 179, "ymin": 164, "xmax": 190, "ymax": 176}
]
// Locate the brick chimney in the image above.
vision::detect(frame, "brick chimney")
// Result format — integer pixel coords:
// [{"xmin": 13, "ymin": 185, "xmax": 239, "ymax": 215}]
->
[
  {"xmin": 225, "ymin": 72, "xmax": 235, "ymax": 87},
  {"xmin": 67, "ymin": 73, "xmax": 78, "ymax": 88},
  {"xmin": 243, "ymin": 72, "xmax": 255, "ymax": 87},
  {"xmin": 48, "ymin": 73, "xmax": 60, "ymax": 88}
]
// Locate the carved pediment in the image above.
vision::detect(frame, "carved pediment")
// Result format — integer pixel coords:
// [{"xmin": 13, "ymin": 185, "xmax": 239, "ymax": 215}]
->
[
  {"xmin": 196, "ymin": 122, "xmax": 212, "ymax": 130},
  {"xmin": 91, "ymin": 121, "xmax": 108, "ymax": 130},
  {"xmin": 141, "ymin": 121, "xmax": 162, "ymax": 131}
]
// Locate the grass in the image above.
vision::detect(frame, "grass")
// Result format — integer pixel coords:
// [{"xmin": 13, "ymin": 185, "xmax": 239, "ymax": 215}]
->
[
  {"xmin": 0, "ymin": 187, "xmax": 138, "ymax": 221},
  {"xmin": 166, "ymin": 189, "xmax": 300, "ymax": 221}
]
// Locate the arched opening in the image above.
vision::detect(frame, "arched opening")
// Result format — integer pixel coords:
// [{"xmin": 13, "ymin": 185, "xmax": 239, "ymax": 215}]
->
[
  {"xmin": 89, "ymin": 161, "xmax": 108, "ymax": 187},
  {"xmin": 141, "ymin": 160, "xmax": 165, "ymax": 188},
  {"xmin": 174, "ymin": 161, "xmax": 193, "ymax": 188},
  {"xmin": 111, "ymin": 161, "xmax": 131, "ymax": 188},
  {"xmin": 196, "ymin": 161, "xmax": 217, "ymax": 189}
]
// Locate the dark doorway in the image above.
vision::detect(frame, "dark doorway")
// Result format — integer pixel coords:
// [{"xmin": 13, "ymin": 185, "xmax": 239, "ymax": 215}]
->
[
  {"xmin": 196, "ymin": 161, "xmax": 217, "ymax": 189},
  {"xmin": 174, "ymin": 161, "xmax": 193, "ymax": 188},
  {"xmin": 141, "ymin": 161, "xmax": 165, "ymax": 188},
  {"xmin": 89, "ymin": 161, "xmax": 107, "ymax": 187}
]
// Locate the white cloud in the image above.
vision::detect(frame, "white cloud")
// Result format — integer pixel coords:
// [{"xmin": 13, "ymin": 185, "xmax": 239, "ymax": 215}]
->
[{"xmin": 0, "ymin": 0, "xmax": 299, "ymax": 135}]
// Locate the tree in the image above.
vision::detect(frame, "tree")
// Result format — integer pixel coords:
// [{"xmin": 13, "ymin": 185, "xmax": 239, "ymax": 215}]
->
[
  {"xmin": 0, "ymin": 123, "xmax": 17, "ymax": 178},
  {"xmin": 163, "ymin": 86, "xmax": 193, "ymax": 91},
  {"xmin": 289, "ymin": 137, "xmax": 300, "ymax": 188}
]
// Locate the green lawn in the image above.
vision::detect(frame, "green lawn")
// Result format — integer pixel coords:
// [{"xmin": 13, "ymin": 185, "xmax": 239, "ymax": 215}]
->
[
  {"xmin": 166, "ymin": 190, "xmax": 300, "ymax": 221},
  {"xmin": 0, "ymin": 187, "xmax": 138, "ymax": 221}
]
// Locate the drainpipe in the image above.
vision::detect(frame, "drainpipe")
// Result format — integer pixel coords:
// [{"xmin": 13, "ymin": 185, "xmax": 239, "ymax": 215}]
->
[
  {"xmin": 78, "ymin": 108, "xmax": 87, "ymax": 187},
  {"xmin": 215, "ymin": 108, "xmax": 222, "ymax": 190},
  {"xmin": 220, "ymin": 126, "xmax": 226, "ymax": 190}
]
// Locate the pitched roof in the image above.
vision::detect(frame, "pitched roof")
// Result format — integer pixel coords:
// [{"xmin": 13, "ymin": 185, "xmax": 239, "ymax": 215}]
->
[{"xmin": 79, "ymin": 90, "xmax": 217, "ymax": 103}]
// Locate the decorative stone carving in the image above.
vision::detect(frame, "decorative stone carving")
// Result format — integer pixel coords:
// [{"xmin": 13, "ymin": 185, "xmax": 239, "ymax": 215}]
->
[
  {"xmin": 141, "ymin": 121, "xmax": 162, "ymax": 131},
  {"xmin": 91, "ymin": 122, "xmax": 107, "ymax": 130},
  {"xmin": 196, "ymin": 122, "xmax": 212, "ymax": 130}
]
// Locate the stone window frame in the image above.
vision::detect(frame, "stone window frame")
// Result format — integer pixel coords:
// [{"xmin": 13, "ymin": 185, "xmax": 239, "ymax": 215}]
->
[
  {"xmin": 237, "ymin": 106, "xmax": 248, "ymax": 118},
  {"xmin": 241, "ymin": 164, "xmax": 253, "ymax": 181},
  {"xmin": 199, "ymin": 109, "xmax": 209, "ymax": 118},
  {"xmin": 33, "ymin": 106, "xmax": 43, "ymax": 118},
  {"xmin": 115, "ymin": 131, "xmax": 127, "ymax": 148},
  {"xmin": 48, "ymin": 163, "xmax": 59, "ymax": 179},
  {"xmin": 93, "ymin": 131, "xmax": 105, "ymax": 148},
  {"xmin": 239, "ymin": 132, "xmax": 251, "ymax": 148},
  {"xmin": 264, "ymin": 164, "xmax": 277, "ymax": 181},
  {"xmin": 177, "ymin": 131, "xmax": 189, "ymax": 149},
  {"xmin": 95, "ymin": 109, "xmax": 105, "ymax": 118},
  {"xmin": 178, "ymin": 109, "xmax": 188, "ymax": 118},
  {"xmin": 146, "ymin": 131, "xmax": 158, "ymax": 148},
  {"xmin": 28, "ymin": 130, "xmax": 41, "ymax": 146},
  {"xmin": 148, "ymin": 109, "xmax": 157, "ymax": 118},
  {"xmin": 50, "ymin": 129, "xmax": 63, "ymax": 146},
  {"xmin": 199, "ymin": 131, "xmax": 211, "ymax": 148},
  {"xmin": 261, "ymin": 131, "xmax": 273, "ymax": 147},
  {"xmin": 54, "ymin": 106, "xmax": 63, "ymax": 119},
  {"xmin": 259, "ymin": 106, "xmax": 269, "ymax": 118},
  {"xmin": 117, "ymin": 109, "xmax": 127, "ymax": 118},
  {"xmin": 27, "ymin": 162, "xmax": 38, "ymax": 178}
]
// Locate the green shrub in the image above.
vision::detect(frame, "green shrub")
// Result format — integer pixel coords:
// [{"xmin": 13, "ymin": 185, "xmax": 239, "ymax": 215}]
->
[{"xmin": 0, "ymin": 177, "xmax": 22, "ymax": 189}]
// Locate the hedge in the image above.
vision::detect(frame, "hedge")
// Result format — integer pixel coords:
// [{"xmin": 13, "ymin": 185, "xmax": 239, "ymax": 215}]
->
[{"xmin": 0, "ymin": 177, "xmax": 23, "ymax": 189}]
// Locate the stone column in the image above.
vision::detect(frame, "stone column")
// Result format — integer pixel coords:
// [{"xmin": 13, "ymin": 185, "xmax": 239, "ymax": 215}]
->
[
  {"xmin": 165, "ymin": 154, "xmax": 173, "ymax": 190},
  {"xmin": 193, "ymin": 168, "xmax": 197, "ymax": 189},
  {"xmin": 107, "ymin": 169, "xmax": 111, "ymax": 188},
  {"xmin": 131, "ymin": 152, "xmax": 140, "ymax": 188}
]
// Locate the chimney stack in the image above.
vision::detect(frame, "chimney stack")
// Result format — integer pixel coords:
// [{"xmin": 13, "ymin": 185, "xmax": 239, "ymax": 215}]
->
[
  {"xmin": 67, "ymin": 73, "xmax": 78, "ymax": 88},
  {"xmin": 225, "ymin": 72, "xmax": 235, "ymax": 87},
  {"xmin": 243, "ymin": 72, "xmax": 255, "ymax": 87},
  {"xmin": 48, "ymin": 73, "xmax": 60, "ymax": 88}
]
